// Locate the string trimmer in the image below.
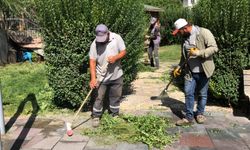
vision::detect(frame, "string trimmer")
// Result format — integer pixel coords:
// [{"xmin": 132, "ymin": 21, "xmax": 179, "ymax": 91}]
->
[
  {"xmin": 159, "ymin": 53, "xmax": 192, "ymax": 98},
  {"xmin": 65, "ymin": 62, "xmax": 109, "ymax": 136}
]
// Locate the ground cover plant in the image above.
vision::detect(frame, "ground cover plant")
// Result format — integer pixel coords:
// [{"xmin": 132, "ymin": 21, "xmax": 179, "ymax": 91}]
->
[
  {"xmin": 82, "ymin": 112, "xmax": 178, "ymax": 150},
  {"xmin": 0, "ymin": 62, "xmax": 53, "ymax": 116}
]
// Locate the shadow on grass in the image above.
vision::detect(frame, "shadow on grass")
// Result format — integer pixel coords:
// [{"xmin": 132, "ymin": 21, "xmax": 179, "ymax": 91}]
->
[{"xmin": 5, "ymin": 93, "xmax": 39, "ymax": 150}]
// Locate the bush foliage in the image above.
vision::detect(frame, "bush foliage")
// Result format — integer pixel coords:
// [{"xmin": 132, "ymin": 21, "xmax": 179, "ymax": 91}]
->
[
  {"xmin": 192, "ymin": 0, "xmax": 250, "ymax": 103},
  {"xmin": 35, "ymin": 0, "xmax": 146, "ymax": 108}
]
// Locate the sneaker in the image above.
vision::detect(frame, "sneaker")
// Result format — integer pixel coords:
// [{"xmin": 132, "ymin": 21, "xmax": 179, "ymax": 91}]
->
[
  {"xmin": 176, "ymin": 118, "xmax": 194, "ymax": 126},
  {"xmin": 196, "ymin": 115, "xmax": 206, "ymax": 124},
  {"xmin": 92, "ymin": 118, "xmax": 100, "ymax": 128}
]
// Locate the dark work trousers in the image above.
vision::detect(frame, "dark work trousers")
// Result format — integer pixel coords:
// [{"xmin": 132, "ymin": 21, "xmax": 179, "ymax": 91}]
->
[{"xmin": 92, "ymin": 77, "xmax": 123, "ymax": 118}]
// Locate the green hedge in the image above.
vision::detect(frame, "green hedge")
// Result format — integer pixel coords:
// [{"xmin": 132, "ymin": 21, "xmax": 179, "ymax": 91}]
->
[
  {"xmin": 192, "ymin": 0, "xmax": 250, "ymax": 104},
  {"xmin": 35, "ymin": 0, "xmax": 146, "ymax": 108}
]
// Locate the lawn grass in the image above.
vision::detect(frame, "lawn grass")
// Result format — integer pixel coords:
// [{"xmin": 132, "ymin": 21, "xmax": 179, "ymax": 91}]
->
[
  {"xmin": 159, "ymin": 44, "xmax": 181, "ymax": 62},
  {"xmin": 0, "ymin": 62, "xmax": 54, "ymax": 116},
  {"xmin": 140, "ymin": 44, "xmax": 181, "ymax": 72}
]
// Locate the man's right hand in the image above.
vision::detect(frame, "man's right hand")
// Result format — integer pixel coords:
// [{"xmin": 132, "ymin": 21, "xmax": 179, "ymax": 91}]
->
[
  {"xmin": 173, "ymin": 67, "xmax": 181, "ymax": 78},
  {"xmin": 89, "ymin": 79, "xmax": 97, "ymax": 89}
]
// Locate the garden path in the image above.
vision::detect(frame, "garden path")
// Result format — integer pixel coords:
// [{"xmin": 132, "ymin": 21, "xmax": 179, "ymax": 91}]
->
[{"xmin": 2, "ymin": 62, "xmax": 250, "ymax": 150}]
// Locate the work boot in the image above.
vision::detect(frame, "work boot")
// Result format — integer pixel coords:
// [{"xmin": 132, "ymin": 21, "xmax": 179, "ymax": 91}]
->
[
  {"xmin": 176, "ymin": 118, "xmax": 194, "ymax": 126},
  {"xmin": 195, "ymin": 115, "xmax": 206, "ymax": 124},
  {"xmin": 92, "ymin": 117, "xmax": 100, "ymax": 128},
  {"xmin": 150, "ymin": 58, "xmax": 155, "ymax": 67}
]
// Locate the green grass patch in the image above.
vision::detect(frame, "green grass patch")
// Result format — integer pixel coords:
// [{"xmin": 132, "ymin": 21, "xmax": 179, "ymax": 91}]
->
[
  {"xmin": 159, "ymin": 44, "xmax": 181, "ymax": 62},
  {"xmin": 139, "ymin": 44, "xmax": 180, "ymax": 72},
  {"xmin": 137, "ymin": 63, "xmax": 157, "ymax": 72},
  {"xmin": 0, "ymin": 62, "xmax": 54, "ymax": 116},
  {"xmin": 82, "ymin": 113, "xmax": 178, "ymax": 149}
]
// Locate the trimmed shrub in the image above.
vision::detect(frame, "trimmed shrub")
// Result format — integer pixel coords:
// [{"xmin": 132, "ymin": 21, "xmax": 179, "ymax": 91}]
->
[
  {"xmin": 35, "ymin": 0, "xmax": 146, "ymax": 108},
  {"xmin": 192, "ymin": 0, "xmax": 250, "ymax": 104}
]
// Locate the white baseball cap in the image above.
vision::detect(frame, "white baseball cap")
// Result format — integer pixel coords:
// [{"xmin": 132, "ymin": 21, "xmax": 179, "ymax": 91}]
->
[
  {"xmin": 172, "ymin": 18, "xmax": 188, "ymax": 35},
  {"xmin": 95, "ymin": 24, "xmax": 109, "ymax": 43}
]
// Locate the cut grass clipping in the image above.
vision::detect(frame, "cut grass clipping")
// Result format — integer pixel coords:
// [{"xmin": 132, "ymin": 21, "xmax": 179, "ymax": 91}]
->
[{"xmin": 82, "ymin": 113, "xmax": 178, "ymax": 149}]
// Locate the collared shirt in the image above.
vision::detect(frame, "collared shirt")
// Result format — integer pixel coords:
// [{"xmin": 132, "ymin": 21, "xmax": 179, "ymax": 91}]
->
[
  {"xmin": 89, "ymin": 32, "xmax": 126, "ymax": 82},
  {"xmin": 183, "ymin": 25, "xmax": 204, "ymax": 73}
]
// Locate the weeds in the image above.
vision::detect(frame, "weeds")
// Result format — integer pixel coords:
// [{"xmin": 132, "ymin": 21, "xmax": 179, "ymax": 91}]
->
[{"xmin": 82, "ymin": 112, "xmax": 178, "ymax": 149}]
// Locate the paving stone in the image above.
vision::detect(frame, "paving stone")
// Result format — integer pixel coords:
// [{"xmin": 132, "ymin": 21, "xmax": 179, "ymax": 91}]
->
[
  {"xmin": 212, "ymin": 139, "xmax": 249, "ymax": 150},
  {"xmin": 30, "ymin": 118, "xmax": 52, "ymax": 128},
  {"xmin": 53, "ymin": 141, "xmax": 87, "ymax": 150},
  {"xmin": 227, "ymin": 125, "xmax": 250, "ymax": 138},
  {"xmin": 41, "ymin": 125, "xmax": 65, "ymax": 137},
  {"xmin": 30, "ymin": 136, "xmax": 62, "ymax": 149},
  {"xmin": 6, "ymin": 127, "xmax": 42, "ymax": 140},
  {"xmin": 204, "ymin": 112, "xmax": 226, "ymax": 117},
  {"xmin": 168, "ymin": 137, "xmax": 211, "ymax": 150},
  {"xmin": 179, "ymin": 124, "xmax": 207, "ymax": 135},
  {"xmin": 207, "ymin": 128, "xmax": 238, "ymax": 140},
  {"xmin": 188, "ymin": 147, "xmax": 216, "ymax": 150},
  {"xmin": 232, "ymin": 124, "xmax": 250, "ymax": 133},
  {"xmin": 84, "ymin": 138, "xmax": 116, "ymax": 150},
  {"xmin": 2, "ymin": 139, "xmax": 17, "ymax": 150},
  {"xmin": 115, "ymin": 142, "xmax": 148, "ymax": 150},
  {"xmin": 239, "ymin": 133, "xmax": 250, "ymax": 148},
  {"xmin": 21, "ymin": 134, "xmax": 46, "ymax": 149},
  {"xmin": 166, "ymin": 127, "xmax": 181, "ymax": 135},
  {"xmin": 48, "ymin": 120, "xmax": 65, "ymax": 126},
  {"xmin": 179, "ymin": 133, "xmax": 214, "ymax": 148},
  {"xmin": 3, "ymin": 139, "xmax": 29, "ymax": 150},
  {"xmin": 60, "ymin": 133, "xmax": 89, "ymax": 142},
  {"xmin": 205, "ymin": 116, "xmax": 246, "ymax": 129},
  {"xmin": 167, "ymin": 145, "xmax": 190, "ymax": 150},
  {"xmin": 15, "ymin": 118, "xmax": 30, "ymax": 126},
  {"xmin": 203, "ymin": 117, "xmax": 228, "ymax": 130},
  {"xmin": 225, "ymin": 114, "xmax": 250, "ymax": 125},
  {"xmin": 4, "ymin": 124, "xmax": 19, "ymax": 134}
]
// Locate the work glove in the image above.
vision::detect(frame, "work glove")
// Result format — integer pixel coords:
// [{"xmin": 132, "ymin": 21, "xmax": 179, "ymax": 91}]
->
[
  {"xmin": 173, "ymin": 66, "xmax": 181, "ymax": 78},
  {"xmin": 190, "ymin": 48, "xmax": 200, "ymax": 56},
  {"xmin": 145, "ymin": 35, "xmax": 150, "ymax": 39}
]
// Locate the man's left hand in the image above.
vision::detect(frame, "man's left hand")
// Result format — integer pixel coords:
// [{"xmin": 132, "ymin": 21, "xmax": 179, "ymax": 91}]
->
[
  {"xmin": 190, "ymin": 48, "xmax": 200, "ymax": 56},
  {"xmin": 108, "ymin": 56, "xmax": 117, "ymax": 64}
]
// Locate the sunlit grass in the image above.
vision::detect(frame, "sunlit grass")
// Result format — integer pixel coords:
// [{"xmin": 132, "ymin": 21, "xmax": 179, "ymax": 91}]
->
[
  {"xmin": 0, "ymin": 62, "xmax": 53, "ymax": 116},
  {"xmin": 159, "ymin": 44, "xmax": 181, "ymax": 62}
]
